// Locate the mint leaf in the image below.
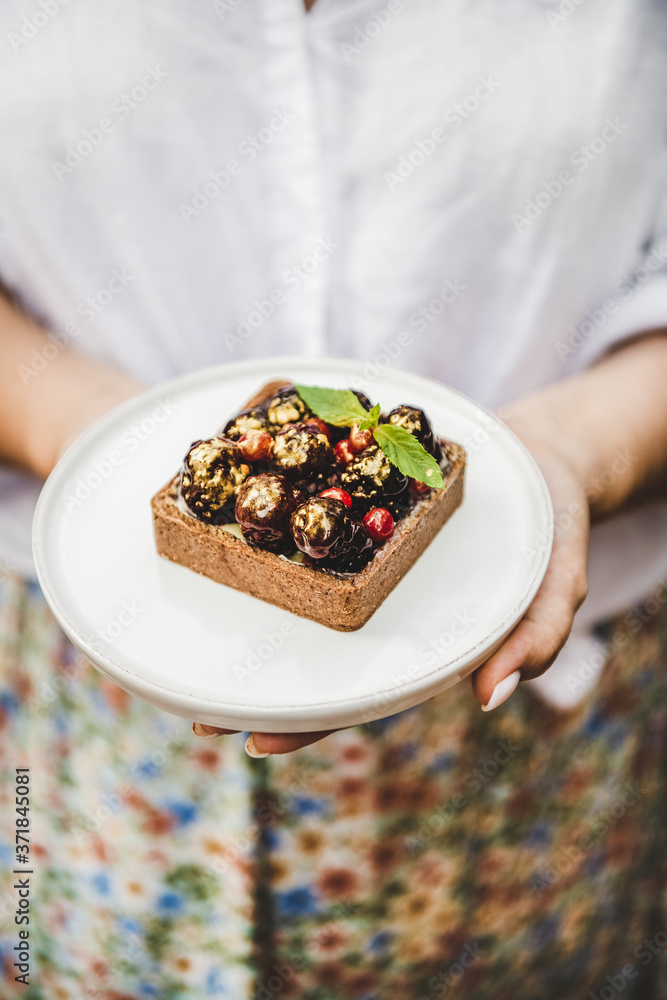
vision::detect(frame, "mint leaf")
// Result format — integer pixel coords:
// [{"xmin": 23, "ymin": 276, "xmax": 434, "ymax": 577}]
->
[
  {"xmin": 373, "ymin": 424, "xmax": 445, "ymax": 488},
  {"xmin": 359, "ymin": 403, "xmax": 381, "ymax": 432},
  {"xmin": 294, "ymin": 384, "xmax": 369, "ymax": 427}
]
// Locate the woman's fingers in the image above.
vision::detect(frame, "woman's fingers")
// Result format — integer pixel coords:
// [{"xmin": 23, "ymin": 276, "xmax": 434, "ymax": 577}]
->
[
  {"xmin": 191, "ymin": 722, "xmax": 337, "ymax": 755},
  {"xmin": 248, "ymin": 730, "xmax": 337, "ymax": 756},
  {"xmin": 192, "ymin": 723, "xmax": 239, "ymax": 738},
  {"xmin": 471, "ymin": 570, "xmax": 585, "ymax": 708},
  {"xmin": 472, "ymin": 434, "xmax": 589, "ymax": 710}
]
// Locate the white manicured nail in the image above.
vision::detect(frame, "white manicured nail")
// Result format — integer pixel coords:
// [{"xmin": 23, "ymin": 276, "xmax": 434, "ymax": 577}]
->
[
  {"xmin": 481, "ymin": 671, "xmax": 521, "ymax": 712},
  {"xmin": 192, "ymin": 722, "xmax": 223, "ymax": 738},
  {"xmin": 245, "ymin": 735, "xmax": 271, "ymax": 759}
]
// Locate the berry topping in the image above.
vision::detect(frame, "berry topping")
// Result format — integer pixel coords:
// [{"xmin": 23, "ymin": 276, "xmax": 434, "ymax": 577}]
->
[
  {"xmin": 272, "ymin": 423, "xmax": 334, "ymax": 481},
  {"xmin": 349, "ymin": 423, "xmax": 374, "ymax": 453},
  {"xmin": 334, "ymin": 440, "xmax": 355, "ymax": 466},
  {"xmin": 181, "ymin": 438, "xmax": 250, "ymax": 523},
  {"xmin": 409, "ymin": 477, "xmax": 431, "ymax": 499},
  {"xmin": 387, "ymin": 405, "xmax": 441, "ymax": 459},
  {"xmin": 235, "ymin": 474, "xmax": 306, "ymax": 555},
  {"xmin": 305, "ymin": 417, "xmax": 332, "ymax": 440},
  {"xmin": 340, "ymin": 444, "xmax": 409, "ymax": 513},
  {"xmin": 222, "ymin": 408, "xmax": 270, "ymax": 441},
  {"xmin": 266, "ymin": 385, "xmax": 312, "ymax": 428},
  {"xmin": 363, "ymin": 507, "xmax": 395, "ymax": 542},
  {"xmin": 290, "ymin": 497, "xmax": 373, "ymax": 571},
  {"xmin": 318, "ymin": 487, "xmax": 353, "ymax": 508},
  {"xmin": 352, "ymin": 390, "xmax": 373, "ymax": 411},
  {"xmin": 237, "ymin": 429, "xmax": 273, "ymax": 462}
]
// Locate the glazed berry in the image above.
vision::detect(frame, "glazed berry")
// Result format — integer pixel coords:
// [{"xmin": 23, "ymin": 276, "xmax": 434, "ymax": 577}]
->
[
  {"xmin": 235, "ymin": 474, "xmax": 306, "ymax": 555},
  {"xmin": 318, "ymin": 487, "xmax": 352, "ymax": 508},
  {"xmin": 238, "ymin": 429, "xmax": 273, "ymax": 462},
  {"xmin": 349, "ymin": 423, "xmax": 374, "ymax": 454},
  {"xmin": 181, "ymin": 438, "xmax": 250, "ymax": 523},
  {"xmin": 266, "ymin": 385, "xmax": 312, "ymax": 429},
  {"xmin": 363, "ymin": 507, "xmax": 394, "ymax": 542},
  {"xmin": 305, "ymin": 417, "xmax": 332, "ymax": 440},
  {"xmin": 272, "ymin": 423, "xmax": 334, "ymax": 481},
  {"xmin": 387, "ymin": 405, "xmax": 442, "ymax": 459},
  {"xmin": 222, "ymin": 408, "xmax": 270, "ymax": 442},
  {"xmin": 409, "ymin": 478, "xmax": 431, "ymax": 499},
  {"xmin": 334, "ymin": 440, "xmax": 355, "ymax": 466},
  {"xmin": 352, "ymin": 390, "xmax": 373, "ymax": 411},
  {"xmin": 290, "ymin": 497, "xmax": 373, "ymax": 571},
  {"xmin": 340, "ymin": 444, "xmax": 408, "ymax": 513}
]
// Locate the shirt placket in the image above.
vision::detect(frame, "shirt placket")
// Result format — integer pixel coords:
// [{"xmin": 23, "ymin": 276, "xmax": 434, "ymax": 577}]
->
[{"xmin": 258, "ymin": 0, "xmax": 330, "ymax": 356}]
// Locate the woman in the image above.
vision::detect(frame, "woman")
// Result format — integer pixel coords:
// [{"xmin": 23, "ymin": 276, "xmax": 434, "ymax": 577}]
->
[{"xmin": 1, "ymin": 0, "xmax": 666, "ymax": 997}]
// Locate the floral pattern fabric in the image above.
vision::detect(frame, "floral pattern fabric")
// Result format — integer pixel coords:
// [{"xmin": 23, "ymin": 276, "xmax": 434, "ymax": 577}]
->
[{"xmin": 1, "ymin": 574, "xmax": 666, "ymax": 1000}]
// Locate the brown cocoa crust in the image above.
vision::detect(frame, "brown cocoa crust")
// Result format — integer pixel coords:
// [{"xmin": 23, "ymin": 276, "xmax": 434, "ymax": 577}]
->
[
  {"xmin": 151, "ymin": 381, "xmax": 466, "ymax": 631},
  {"xmin": 242, "ymin": 379, "xmax": 292, "ymax": 411}
]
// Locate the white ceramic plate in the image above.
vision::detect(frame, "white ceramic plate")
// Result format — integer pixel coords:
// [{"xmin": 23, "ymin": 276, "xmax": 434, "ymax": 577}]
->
[{"xmin": 33, "ymin": 358, "xmax": 553, "ymax": 732}]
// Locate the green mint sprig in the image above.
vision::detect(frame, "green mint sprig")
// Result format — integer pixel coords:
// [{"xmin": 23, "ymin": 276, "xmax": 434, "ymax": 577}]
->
[{"xmin": 295, "ymin": 383, "xmax": 444, "ymax": 489}]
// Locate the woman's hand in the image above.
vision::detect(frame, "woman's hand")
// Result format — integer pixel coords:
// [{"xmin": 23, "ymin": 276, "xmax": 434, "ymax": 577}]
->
[
  {"xmin": 190, "ymin": 334, "xmax": 667, "ymax": 753},
  {"xmin": 470, "ymin": 416, "xmax": 590, "ymax": 709}
]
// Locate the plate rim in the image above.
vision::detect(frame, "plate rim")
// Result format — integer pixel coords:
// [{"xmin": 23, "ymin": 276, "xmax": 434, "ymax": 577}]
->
[{"xmin": 32, "ymin": 357, "xmax": 554, "ymax": 727}]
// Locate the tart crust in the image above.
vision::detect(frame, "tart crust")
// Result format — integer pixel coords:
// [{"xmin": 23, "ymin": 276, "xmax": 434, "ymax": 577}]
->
[{"xmin": 151, "ymin": 381, "xmax": 466, "ymax": 631}]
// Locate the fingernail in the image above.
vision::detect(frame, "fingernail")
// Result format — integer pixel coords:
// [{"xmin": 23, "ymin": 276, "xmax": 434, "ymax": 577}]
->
[
  {"xmin": 192, "ymin": 722, "xmax": 223, "ymax": 739},
  {"xmin": 481, "ymin": 670, "xmax": 521, "ymax": 712},
  {"xmin": 245, "ymin": 735, "xmax": 271, "ymax": 759}
]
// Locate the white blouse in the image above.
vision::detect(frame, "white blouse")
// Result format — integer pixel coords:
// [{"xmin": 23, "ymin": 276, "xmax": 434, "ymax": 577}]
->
[{"xmin": 0, "ymin": 0, "xmax": 666, "ymax": 706}]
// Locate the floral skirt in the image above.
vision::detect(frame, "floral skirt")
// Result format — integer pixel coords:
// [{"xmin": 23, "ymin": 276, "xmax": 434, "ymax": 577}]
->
[{"xmin": 0, "ymin": 575, "xmax": 666, "ymax": 1000}]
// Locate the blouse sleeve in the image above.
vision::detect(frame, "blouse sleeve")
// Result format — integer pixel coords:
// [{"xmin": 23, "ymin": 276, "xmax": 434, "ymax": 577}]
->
[{"xmin": 572, "ymin": 161, "xmax": 667, "ymax": 370}]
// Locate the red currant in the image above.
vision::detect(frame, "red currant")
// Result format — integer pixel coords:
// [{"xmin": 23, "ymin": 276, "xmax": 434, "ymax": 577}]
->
[
  {"xmin": 409, "ymin": 478, "xmax": 431, "ymax": 499},
  {"xmin": 237, "ymin": 429, "xmax": 273, "ymax": 462},
  {"xmin": 334, "ymin": 440, "xmax": 355, "ymax": 465},
  {"xmin": 363, "ymin": 507, "xmax": 394, "ymax": 542},
  {"xmin": 305, "ymin": 417, "xmax": 332, "ymax": 440},
  {"xmin": 318, "ymin": 487, "xmax": 352, "ymax": 508},
  {"xmin": 349, "ymin": 423, "xmax": 374, "ymax": 453}
]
